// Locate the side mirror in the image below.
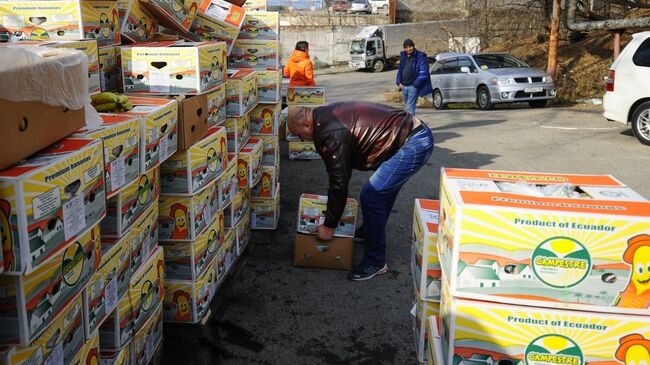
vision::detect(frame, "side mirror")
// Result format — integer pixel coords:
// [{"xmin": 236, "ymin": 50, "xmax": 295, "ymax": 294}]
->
[{"xmin": 460, "ymin": 66, "xmax": 471, "ymax": 74}]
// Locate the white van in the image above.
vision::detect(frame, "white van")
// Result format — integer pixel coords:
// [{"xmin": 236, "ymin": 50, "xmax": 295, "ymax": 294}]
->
[{"xmin": 603, "ymin": 31, "xmax": 650, "ymax": 145}]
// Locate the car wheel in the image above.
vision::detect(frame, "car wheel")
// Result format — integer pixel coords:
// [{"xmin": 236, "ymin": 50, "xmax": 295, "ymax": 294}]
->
[
  {"xmin": 476, "ymin": 86, "xmax": 493, "ymax": 110},
  {"xmin": 433, "ymin": 89, "xmax": 446, "ymax": 110},
  {"xmin": 631, "ymin": 101, "xmax": 650, "ymax": 146},
  {"xmin": 528, "ymin": 100, "xmax": 547, "ymax": 108},
  {"xmin": 372, "ymin": 59, "xmax": 385, "ymax": 72}
]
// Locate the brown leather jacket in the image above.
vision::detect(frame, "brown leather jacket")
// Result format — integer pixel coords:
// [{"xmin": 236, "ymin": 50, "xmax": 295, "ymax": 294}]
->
[{"xmin": 312, "ymin": 101, "xmax": 414, "ymax": 228}]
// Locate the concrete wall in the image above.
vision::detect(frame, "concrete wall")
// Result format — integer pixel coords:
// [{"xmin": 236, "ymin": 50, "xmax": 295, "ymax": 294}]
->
[{"xmin": 281, "ymin": 26, "xmax": 365, "ymax": 67}]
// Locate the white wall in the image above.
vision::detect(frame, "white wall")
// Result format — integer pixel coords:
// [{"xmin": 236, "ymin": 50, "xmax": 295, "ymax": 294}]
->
[{"xmin": 281, "ymin": 26, "xmax": 365, "ymax": 67}]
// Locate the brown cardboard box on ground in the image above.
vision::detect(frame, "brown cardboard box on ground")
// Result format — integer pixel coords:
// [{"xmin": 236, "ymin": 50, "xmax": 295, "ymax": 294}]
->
[
  {"xmin": 293, "ymin": 233, "xmax": 353, "ymax": 270},
  {"xmin": 175, "ymin": 94, "xmax": 210, "ymax": 150}
]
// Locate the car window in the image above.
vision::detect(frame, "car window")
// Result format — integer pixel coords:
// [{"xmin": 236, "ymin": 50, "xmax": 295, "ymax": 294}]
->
[
  {"xmin": 632, "ymin": 38, "xmax": 650, "ymax": 67},
  {"xmin": 431, "ymin": 61, "xmax": 445, "ymax": 74},
  {"xmin": 443, "ymin": 58, "xmax": 459, "ymax": 73},
  {"xmin": 472, "ymin": 54, "xmax": 529, "ymax": 69},
  {"xmin": 458, "ymin": 57, "xmax": 476, "ymax": 72}
]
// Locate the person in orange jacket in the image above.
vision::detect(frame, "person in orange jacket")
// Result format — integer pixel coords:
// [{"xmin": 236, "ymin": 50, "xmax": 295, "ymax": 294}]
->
[{"xmin": 283, "ymin": 41, "xmax": 316, "ymax": 86}]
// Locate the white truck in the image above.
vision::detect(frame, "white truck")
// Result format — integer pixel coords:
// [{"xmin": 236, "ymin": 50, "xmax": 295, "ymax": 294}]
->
[{"xmin": 348, "ymin": 20, "xmax": 472, "ymax": 72}]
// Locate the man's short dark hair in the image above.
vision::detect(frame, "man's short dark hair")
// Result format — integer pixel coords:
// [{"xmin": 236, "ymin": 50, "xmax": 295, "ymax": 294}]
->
[{"xmin": 295, "ymin": 41, "xmax": 309, "ymax": 52}]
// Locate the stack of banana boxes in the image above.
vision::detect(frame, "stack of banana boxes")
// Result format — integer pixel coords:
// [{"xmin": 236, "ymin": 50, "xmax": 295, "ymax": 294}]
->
[
  {"xmin": 286, "ymin": 86, "xmax": 326, "ymax": 160},
  {"xmin": 427, "ymin": 168, "xmax": 650, "ymax": 365}
]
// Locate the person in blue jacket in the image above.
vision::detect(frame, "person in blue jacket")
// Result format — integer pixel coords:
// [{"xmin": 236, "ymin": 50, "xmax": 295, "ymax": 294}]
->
[{"xmin": 396, "ymin": 39, "xmax": 433, "ymax": 115}]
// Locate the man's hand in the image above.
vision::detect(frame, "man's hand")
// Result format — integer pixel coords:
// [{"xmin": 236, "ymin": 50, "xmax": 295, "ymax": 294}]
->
[{"xmin": 317, "ymin": 225, "xmax": 335, "ymax": 241}]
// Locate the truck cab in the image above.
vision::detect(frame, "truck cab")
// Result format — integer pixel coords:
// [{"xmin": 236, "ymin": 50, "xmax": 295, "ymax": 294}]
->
[{"xmin": 348, "ymin": 27, "xmax": 387, "ymax": 72}]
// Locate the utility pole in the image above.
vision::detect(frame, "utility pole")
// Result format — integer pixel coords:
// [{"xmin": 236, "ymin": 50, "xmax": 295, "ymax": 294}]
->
[{"xmin": 547, "ymin": 0, "xmax": 561, "ymax": 79}]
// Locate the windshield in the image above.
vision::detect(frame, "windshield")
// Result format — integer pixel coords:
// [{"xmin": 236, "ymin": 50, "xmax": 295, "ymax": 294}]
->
[
  {"xmin": 350, "ymin": 40, "xmax": 365, "ymax": 54},
  {"xmin": 472, "ymin": 54, "xmax": 529, "ymax": 69}
]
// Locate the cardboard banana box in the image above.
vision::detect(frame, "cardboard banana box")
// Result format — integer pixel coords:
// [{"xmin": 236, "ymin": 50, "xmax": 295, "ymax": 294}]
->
[
  {"xmin": 427, "ymin": 317, "xmax": 443, "ymax": 365},
  {"xmin": 99, "ymin": 291, "xmax": 133, "ymax": 350},
  {"xmin": 189, "ymin": 10, "xmax": 241, "ymax": 56},
  {"xmin": 288, "ymin": 141, "xmax": 320, "ymax": 160},
  {"xmin": 117, "ymin": 0, "xmax": 158, "ymax": 43},
  {"xmin": 412, "ymin": 199, "xmax": 441, "ymax": 302},
  {"xmin": 297, "ymin": 194, "xmax": 357, "ymax": 238},
  {"xmin": 69, "ymin": 328, "xmax": 100, "ymax": 365},
  {"xmin": 259, "ymin": 135, "xmax": 279, "ymax": 167},
  {"xmin": 139, "ymin": 0, "xmax": 209, "ymax": 33},
  {"xmin": 237, "ymin": 138, "xmax": 263, "ymax": 189},
  {"xmin": 100, "ymin": 343, "xmax": 130, "ymax": 365},
  {"xmin": 238, "ymin": 11, "xmax": 279, "ymax": 40},
  {"xmin": 125, "ymin": 246, "xmax": 164, "ymax": 342},
  {"xmin": 130, "ymin": 301, "xmax": 163, "ymax": 365},
  {"xmin": 130, "ymin": 199, "xmax": 159, "ymax": 275},
  {"xmin": 251, "ymin": 165, "xmax": 277, "ymax": 199},
  {"xmin": 226, "ymin": 69, "xmax": 258, "ymax": 117},
  {"xmin": 251, "ymin": 184, "xmax": 280, "ymax": 230},
  {"xmin": 411, "ymin": 291, "xmax": 440, "ymax": 363},
  {"xmin": 224, "ymin": 187, "xmax": 249, "ymax": 228},
  {"xmin": 242, "ymin": 0, "xmax": 267, "ymax": 11},
  {"xmin": 225, "ymin": 115, "xmax": 250, "ymax": 153},
  {"xmin": 286, "ymin": 86, "xmax": 325, "ymax": 105},
  {"xmin": 207, "ymin": 83, "xmax": 227, "ymax": 127},
  {"xmin": 235, "ymin": 207, "xmax": 250, "ymax": 255},
  {"xmin": 228, "ymin": 39, "xmax": 278, "ymax": 70},
  {"xmin": 159, "ymin": 182, "xmax": 218, "ymax": 241},
  {"xmin": 216, "ymin": 228, "xmax": 235, "ymax": 285},
  {"xmin": 48, "ymin": 40, "xmax": 102, "ymax": 94},
  {"xmin": 256, "ymin": 70, "xmax": 281, "ymax": 104},
  {"xmin": 250, "ymin": 102, "xmax": 280, "ymax": 135},
  {"xmin": 217, "ymin": 154, "xmax": 238, "ymax": 211},
  {"xmin": 163, "ymin": 255, "xmax": 218, "ymax": 323}
]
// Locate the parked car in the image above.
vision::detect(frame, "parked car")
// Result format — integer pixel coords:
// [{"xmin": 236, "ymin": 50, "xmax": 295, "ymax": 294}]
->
[
  {"xmin": 350, "ymin": 0, "xmax": 371, "ymax": 14},
  {"xmin": 429, "ymin": 52, "xmax": 556, "ymax": 110},
  {"xmin": 603, "ymin": 31, "xmax": 650, "ymax": 145},
  {"xmin": 331, "ymin": 0, "xmax": 350, "ymax": 12}
]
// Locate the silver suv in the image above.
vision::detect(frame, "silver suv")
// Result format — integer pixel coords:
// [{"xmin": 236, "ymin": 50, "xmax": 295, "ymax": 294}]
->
[{"xmin": 430, "ymin": 52, "xmax": 556, "ymax": 110}]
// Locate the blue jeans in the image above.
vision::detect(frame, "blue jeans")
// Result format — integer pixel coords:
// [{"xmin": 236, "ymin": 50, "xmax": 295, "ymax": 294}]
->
[
  {"xmin": 360, "ymin": 125, "xmax": 434, "ymax": 266},
  {"xmin": 402, "ymin": 85, "xmax": 418, "ymax": 115}
]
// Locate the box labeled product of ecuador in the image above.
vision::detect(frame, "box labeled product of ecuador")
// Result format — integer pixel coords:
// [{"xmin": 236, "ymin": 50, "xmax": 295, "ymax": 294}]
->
[
  {"xmin": 207, "ymin": 83, "xmax": 227, "ymax": 127},
  {"xmin": 260, "ymin": 135, "xmax": 279, "ymax": 166},
  {"xmin": 229, "ymin": 39, "xmax": 279, "ymax": 70},
  {"xmin": 217, "ymin": 154, "xmax": 238, "ymax": 210},
  {"xmin": 411, "ymin": 292, "xmax": 440, "ymax": 363},
  {"xmin": 252, "ymin": 165, "xmax": 277, "ymax": 199},
  {"xmin": 297, "ymin": 194, "xmax": 357, "ymax": 238},
  {"xmin": 237, "ymin": 138, "xmax": 263, "ymax": 189},
  {"xmin": 224, "ymin": 187, "xmax": 248, "ymax": 228},
  {"xmin": 289, "ymin": 141, "xmax": 320, "ymax": 160},
  {"xmin": 74, "ymin": 114, "xmax": 141, "ymax": 198},
  {"xmin": 100, "ymin": 343, "xmax": 130, "ymax": 365},
  {"xmin": 438, "ymin": 168, "xmax": 650, "ymax": 314},
  {"xmin": 412, "ymin": 199, "xmax": 441, "ymax": 302},
  {"xmin": 85, "ymin": 231, "xmax": 131, "ymax": 337},
  {"xmin": 121, "ymin": 41, "xmax": 227, "ymax": 95},
  {"xmin": 226, "ymin": 68, "xmax": 258, "ymax": 117},
  {"xmin": 238, "ymin": 11, "xmax": 279, "ymax": 40},
  {"xmin": 287, "ymin": 86, "xmax": 325, "ymax": 105},
  {"xmin": 130, "ymin": 300, "xmax": 163, "ymax": 365},
  {"xmin": 225, "ymin": 115, "xmax": 250, "ymax": 153},
  {"xmin": 102, "ymin": 166, "xmax": 159, "ymax": 238},
  {"xmin": 0, "ymin": 294, "xmax": 84, "ymax": 365},
  {"xmin": 160, "ymin": 211, "xmax": 224, "ymax": 281},
  {"xmin": 0, "ymin": 138, "xmax": 105, "ymax": 274},
  {"xmin": 0, "ymin": 225, "xmax": 100, "ymax": 345},
  {"xmin": 160, "ymin": 126, "xmax": 228, "ymax": 195},
  {"xmin": 235, "ymin": 207, "xmax": 251, "ymax": 255},
  {"xmin": 251, "ymin": 183, "xmax": 280, "ymax": 230},
  {"xmin": 48, "ymin": 40, "xmax": 102, "ymax": 94},
  {"xmin": 163, "ymin": 255, "xmax": 218, "ymax": 323},
  {"xmin": 99, "ymin": 46, "xmax": 120, "ymax": 92},
  {"xmin": 117, "ymin": 0, "xmax": 158, "ymax": 43},
  {"xmin": 130, "ymin": 199, "xmax": 159, "ymax": 274},
  {"xmin": 138, "ymin": 0, "xmax": 210, "ymax": 33},
  {"xmin": 256, "ymin": 70, "xmax": 281, "ymax": 104},
  {"xmin": 250, "ymin": 102, "xmax": 280, "ymax": 135},
  {"xmin": 159, "ymin": 182, "xmax": 218, "ymax": 241}
]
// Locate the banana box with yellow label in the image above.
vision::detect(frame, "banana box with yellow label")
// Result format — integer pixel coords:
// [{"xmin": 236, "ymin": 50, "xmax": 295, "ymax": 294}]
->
[
  {"xmin": 256, "ymin": 70, "xmax": 281, "ymax": 104},
  {"xmin": 99, "ymin": 290, "xmax": 133, "ymax": 350},
  {"xmin": 288, "ymin": 141, "xmax": 319, "ymax": 160},
  {"xmin": 242, "ymin": 0, "xmax": 266, "ymax": 11},
  {"xmin": 297, "ymin": 194, "xmax": 357, "ymax": 238},
  {"xmin": 190, "ymin": 10, "xmax": 242, "ymax": 56},
  {"xmin": 250, "ymin": 102, "xmax": 280, "ymax": 136},
  {"xmin": 159, "ymin": 182, "xmax": 218, "ymax": 242},
  {"xmin": 287, "ymin": 86, "xmax": 326, "ymax": 105},
  {"xmin": 0, "ymin": 293, "xmax": 84, "ymax": 364},
  {"xmin": 251, "ymin": 183, "xmax": 280, "ymax": 230},
  {"xmin": 0, "ymin": 225, "xmax": 100, "ymax": 345},
  {"xmin": 85, "ymin": 230, "xmax": 132, "ymax": 338},
  {"xmin": 259, "ymin": 135, "xmax": 279, "ymax": 167},
  {"xmin": 438, "ymin": 168, "xmax": 650, "ymax": 314},
  {"xmin": 121, "ymin": 41, "xmax": 227, "ymax": 95},
  {"xmin": 163, "ymin": 255, "xmax": 218, "ymax": 323},
  {"xmin": 225, "ymin": 114, "xmax": 250, "ymax": 153},
  {"xmin": 125, "ymin": 246, "xmax": 164, "ymax": 341},
  {"xmin": 411, "ymin": 290, "xmax": 440, "ymax": 363},
  {"xmin": 117, "ymin": 0, "xmax": 158, "ymax": 43},
  {"xmin": 207, "ymin": 83, "xmax": 227, "ymax": 127},
  {"xmin": 238, "ymin": 11, "xmax": 279, "ymax": 41},
  {"xmin": 101, "ymin": 166, "xmax": 159, "ymax": 238},
  {"xmin": 217, "ymin": 228, "xmax": 235, "ymax": 284},
  {"xmin": 235, "ymin": 207, "xmax": 250, "ymax": 255},
  {"xmin": 139, "ymin": 0, "xmax": 212, "ymax": 33},
  {"xmin": 226, "ymin": 68, "xmax": 258, "ymax": 117},
  {"xmin": 80, "ymin": 0, "xmax": 121, "ymax": 46},
  {"xmin": 427, "ymin": 317, "xmax": 443, "ymax": 365},
  {"xmin": 100, "ymin": 343, "xmax": 130, "ymax": 365},
  {"xmin": 436, "ymin": 274, "xmax": 650, "ymax": 365},
  {"xmin": 412, "ymin": 199, "xmax": 441, "ymax": 302},
  {"xmin": 99, "ymin": 46, "xmax": 120, "ymax": 92},
  {"xmin": 0, "ymin": 138, "xmax": 105, "ymax": 275},
  {"xmin": 224, "ymin": 187, "xmax": 249, "ymax": 228},
  {"xmin": 130, "ymin": 301, "xmax": 162, "ymax": 365},
  {"xmin": 237, "ymin": 138, "xmax": 263, "ymax": 189},
  {"xmin": 48, "ymin": 40, "xmax": 102, "ymax": 94},
  {"xmin": 217, "ymin": 154, "xmax": 238, "ymax": 210},
  {"xmin": 69, "ymin": 329, "xmax": 100, "ymax": 365},
  {"xmin": 160, "ymin": 211, "xmax": 224, "ymax": 281},
  {"xmin": 160, "ymin": 126, "xmax": 227, "ymax": 195},
  {"xmin": 130, "ymin": 199, "xmax": 159, "ymax": 275},
  {"xmin": 228, "ymin": 39, "xmax": 278, "ymax": 70},
  {"xmin": 252, "ymin": 165, "xmax": 277, "ymax": 199},
  {"xmin": 74, "ymin": 114, "xmax": 141, "ymax": 198}
]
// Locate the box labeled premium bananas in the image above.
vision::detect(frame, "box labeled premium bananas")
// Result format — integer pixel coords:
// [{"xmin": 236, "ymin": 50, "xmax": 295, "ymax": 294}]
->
[
  {"xmin": 190, "ymin": 11, "xmax": 241, "ymax": 56},
  {"xmin": 259, "ymin": 135, "xmax": 279, "ymax": 166},
  {"xmin": 102, "ymin": 166, "xmax": 159, "ymax": 238},
  {"xmin": 252, "ymin": 165, "xmax": 277, "ymax": 198},
  {"xmin": 163, "ymin": 255, "xmax": 218, "ymax": 323},
  {"xmin": 229, "ymin": 39, "xmax": 278, "ymax": 70},
  {"xmin": 0, "ymin": 294, "xmax": 84, "ymax": 364},
  {"xmin": 100, "ymin": 343, "xmax": 130, "ymax": 365},
  {"xmin": 160, "ymin": 126, "xmax": 228, "ymax": 195},
  {"xmin": 207, "ymin": 83, "xmax": 227, "ymax": 127},
  {"xmin": 438, "ymin": 168, "xmax": 650, "ymax": 314},
  {"xmin": 99, "ymin": 46, "xmax": 120, "ymax": 92},
  {"xmin": 237, "ymin": 138, "xmax": 263, "ymax": 189},
  {"xmin": 124, "ymin": 246, "xmax": 164, "ymax": 340},
  {"xmin": 74, "ymin": 114, "xmax": 141, "ymax": 197},
  {"xmin": 412, "ymin": 292, "xmax": 440, "ymax": 363},
  {"xmin": 159, "ymin": 182, "xmax": 218, "ymax": 241},
  {"xmin": 250, "ymin": 102, "xmax": 280, "ymax": 135},
  {"xmin": 117, "ymin": 0, "xmax": 158, "ymax": 43},
  {"xmin": 85, "ymin": 231, "xmax": 131, "ymax": 338},
  {"xmin": 217, "ymin": 154, "xmax": 238, "ymax": 210},
  {"xmin": 0, "ymin": 138, "xmax": 105, "ymax": 274},
  {"xmin": 160, "ymin": 210, "xmax": 223, "ymax": 281},
  {"xmin": 139, "ymin": 0, "xmax": 210, "ymax": 33},
  {"xmin": 130, "ymin": 301, "xmax": 163, "ymax": 365},
  {"xmin": 256, "ymin": 69, "xmax": 281, "ymax": 104},
  {"xmin": 224, "ymin": 187, "xmax": 248, "ymax": 228},
  {"xmin": 69, "ymin": 329, "xmax": 100, "ymax": 365},
  {"xmin": 287, "ymin": 86, "xmax": 325, "ymax": 105},
  {"xmin": 235, "ymin": 207, "xmax": 250, "ymax": 255},
  {"xmin": 225, "ymin": 115, "xmax": 250, "ymax": 153},
  {"xmin": 297, "ymin": 194, "xmax": 357, "ymax": 238},
  {"xmin": 130, "ymin": 199, "xmax": 159, "ymax": 274},
  {"xmin": 226, "ymin": 69, "xmax": 258, "ymax": 116},
  {"xmin": 238, "ymin": 11, "xmax": 279, "ymax": 40},
  {"xmin": 0, "ymin": 225, "xmax": 100, "ymax": 345},
  {"xmin": 413, "ymin": 199, "xmax": 441, "ymax": 302},
  {"xmin": 288, "ymin": 141, "xmax": 319, "ymax": 160},
  {"xmin": 121, "ymin": 41, "xmax": 227, "ymax": 95},
  {"xmin": 99, "ymin": 290, "xmax": 133, "ymax": 350},
  {"xmin": 48, "ymin": 40, "xmax": 102, "ymax": 94},
  {"xmin": 251, "ymin": 183, "xmax": 279, "ymax": 230}
]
